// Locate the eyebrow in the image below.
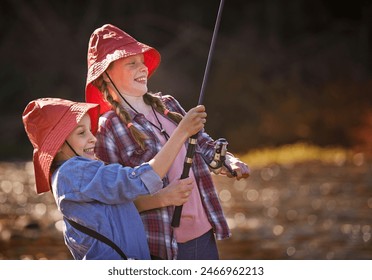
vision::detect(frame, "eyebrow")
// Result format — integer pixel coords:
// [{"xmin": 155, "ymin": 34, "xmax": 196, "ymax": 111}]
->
[
  {"xmin": 75, "ymin": 124, "xmax": 92, "ymax": 131},
  {"xmin": 73, "ymin": 125, "xmax": 86, "ymax": 132}
]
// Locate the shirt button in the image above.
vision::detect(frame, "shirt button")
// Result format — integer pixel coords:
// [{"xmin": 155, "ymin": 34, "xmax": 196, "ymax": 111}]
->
[{"xmin": 131, "ymin": 171, "xmax": 136, "ymax": 176}]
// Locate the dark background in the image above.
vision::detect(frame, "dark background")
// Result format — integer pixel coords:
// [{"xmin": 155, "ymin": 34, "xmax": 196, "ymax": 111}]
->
[{"xmin": 1, "ymin": 0, "xmax": 372, "ymax": 160}]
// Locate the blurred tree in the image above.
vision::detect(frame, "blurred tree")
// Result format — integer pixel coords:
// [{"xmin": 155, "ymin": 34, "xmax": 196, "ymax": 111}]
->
[{"xmin": 1, "ymin": 0, "xmax": 372, "ymax": 160}]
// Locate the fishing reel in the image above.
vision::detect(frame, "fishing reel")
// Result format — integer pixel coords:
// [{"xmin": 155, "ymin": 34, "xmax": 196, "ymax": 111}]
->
[{"xmin": 209, "ymin": 138, "xmax": 236, "ymax": 176}]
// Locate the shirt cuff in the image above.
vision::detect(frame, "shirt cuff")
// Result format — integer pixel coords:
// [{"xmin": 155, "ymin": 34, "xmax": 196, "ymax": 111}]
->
[{"xmin": 131, "ymin": 163, "xmax": 163, "ymax": 194}]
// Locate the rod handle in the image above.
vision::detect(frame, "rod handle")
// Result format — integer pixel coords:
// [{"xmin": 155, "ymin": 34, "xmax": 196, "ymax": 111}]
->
[{"xmin": 171, "ymin": 134, "xmax": 197, "ymax": 227}]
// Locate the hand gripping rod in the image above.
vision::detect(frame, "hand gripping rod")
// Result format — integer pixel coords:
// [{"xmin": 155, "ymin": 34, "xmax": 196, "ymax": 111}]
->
[{"xmin": 171, "ymin": 0, "xmax": 225, "ymax": 227}]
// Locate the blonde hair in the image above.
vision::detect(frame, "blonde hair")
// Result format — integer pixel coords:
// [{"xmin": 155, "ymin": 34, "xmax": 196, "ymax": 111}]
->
[{"xmin": 92, "ymin": 76, "xmax": 183, "ymax": 150}]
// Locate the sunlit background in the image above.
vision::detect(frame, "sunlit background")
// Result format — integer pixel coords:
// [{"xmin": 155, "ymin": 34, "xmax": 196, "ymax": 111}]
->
[{"xmin": 0, "ymin": 0, "xmax": 372, "ymax": 259}]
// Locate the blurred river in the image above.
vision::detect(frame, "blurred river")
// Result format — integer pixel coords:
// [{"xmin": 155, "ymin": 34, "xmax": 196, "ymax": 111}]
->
[{"xmin": 0, "ymin": 157, "xmax": 372, "ymax": 260}]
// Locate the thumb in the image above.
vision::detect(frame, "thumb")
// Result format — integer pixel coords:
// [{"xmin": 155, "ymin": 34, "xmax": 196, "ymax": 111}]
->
[{"xmin": 179, "ymin": 177, "xmax": 193, "ymax": 185}]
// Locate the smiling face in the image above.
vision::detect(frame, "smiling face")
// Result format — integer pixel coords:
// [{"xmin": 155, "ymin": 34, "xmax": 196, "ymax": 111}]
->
[
  {"xmin": 105, "ymin": 54, "xmax": 148, "ymax": 98},
  {"xmin": 57, "ymin": 113, "xmax": 97, "ymax": 161}
]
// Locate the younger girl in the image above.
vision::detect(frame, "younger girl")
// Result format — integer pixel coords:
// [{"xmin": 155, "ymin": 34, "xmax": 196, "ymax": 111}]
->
[
  {"xmin": 22, "ymin": 97, "xmax": 206, "ymax": 260},
  {"xmin": 85, "ymin": 24, "xmax": 250, "ymax": 259}
]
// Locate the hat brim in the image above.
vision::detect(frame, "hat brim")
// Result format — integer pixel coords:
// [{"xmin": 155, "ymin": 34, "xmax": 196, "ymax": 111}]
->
[
  {"xmin": 86, "ymin": 42, "xmax": 160, "ymax": 115},
  {"xmin": 87, "ymin": 42, "xmax": 160, "ymax": 85},
  {"xmin": 33, "ymin": 102, "xmax": 100, "ymax": 193}
]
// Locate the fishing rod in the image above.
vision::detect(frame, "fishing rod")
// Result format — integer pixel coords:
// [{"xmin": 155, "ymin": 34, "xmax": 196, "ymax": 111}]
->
[{"xmin": 171, "ymin": 0, "xmax": 226, "ymax": 228}]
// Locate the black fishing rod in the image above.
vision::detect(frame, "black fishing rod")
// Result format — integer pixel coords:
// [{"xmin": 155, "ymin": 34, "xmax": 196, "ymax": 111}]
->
[{"xmin": 171, "ymin": 0, "xmax": 225, "ymax": 228}]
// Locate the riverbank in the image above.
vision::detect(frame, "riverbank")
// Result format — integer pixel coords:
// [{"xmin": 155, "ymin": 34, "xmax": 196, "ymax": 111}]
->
[{"xmin": 1, "ymin": 155, "xmax": 371, "ymax": 259}]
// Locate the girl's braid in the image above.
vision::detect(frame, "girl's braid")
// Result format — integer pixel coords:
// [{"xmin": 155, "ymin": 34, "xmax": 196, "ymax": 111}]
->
[
  {"xmin": 92, "ymin": 77, "xmax": 148, "ymax": 150},
  {"xmin": 105, "ymin": 94, "xmax": 148, "ymax": 150},
  {"xmin": 143, "ymin": 93, "xmax": 183, "ymax": 124},
  {"xmin": 93, "ymin": 75, "xmax": 185, "ymax": 150}
]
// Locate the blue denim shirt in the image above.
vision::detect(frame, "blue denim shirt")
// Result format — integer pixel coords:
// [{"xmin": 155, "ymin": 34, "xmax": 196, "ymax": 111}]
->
[{"xmin": 51, "ymin": 157, "xmax": 163, "ymax": 260}]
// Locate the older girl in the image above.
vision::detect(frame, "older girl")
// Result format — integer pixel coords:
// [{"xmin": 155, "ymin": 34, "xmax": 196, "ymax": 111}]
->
[{"xmin": 85, "ymin": 24, "xmax": 250, "ymax": 260}]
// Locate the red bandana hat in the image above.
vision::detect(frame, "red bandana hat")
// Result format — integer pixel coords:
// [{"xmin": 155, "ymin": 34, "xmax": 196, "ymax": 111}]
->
[
  {"xmin": 22, "ymin": 98, "xmax": 100, "ymax": 193},
  {"xmin": 85, "ymin": 23, "xmax": 161, "ymax": 115}
]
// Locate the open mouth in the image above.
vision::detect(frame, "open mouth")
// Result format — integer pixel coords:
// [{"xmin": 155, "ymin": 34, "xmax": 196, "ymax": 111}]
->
[
  {"xmin": 135, "ymin": 76, "xmax": 147, "ymax": 83},
  {"xmin": 83, "ymin": 147, "xmax": 95, "ymax": 154}
]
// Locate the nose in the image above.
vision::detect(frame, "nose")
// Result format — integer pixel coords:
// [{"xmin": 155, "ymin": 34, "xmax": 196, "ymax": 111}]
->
[
  {"xmin": 140, "ymin": 62, "xmax": 148, "ymax": 74},
  {"xmin": 89, "ymin": 131, "xmax": 97, "ymax": 143}
]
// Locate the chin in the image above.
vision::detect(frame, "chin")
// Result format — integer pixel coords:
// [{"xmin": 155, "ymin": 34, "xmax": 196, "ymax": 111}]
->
[{"xmin": 84, "ymin": 154, "xmax": 96, "ymax": 160}]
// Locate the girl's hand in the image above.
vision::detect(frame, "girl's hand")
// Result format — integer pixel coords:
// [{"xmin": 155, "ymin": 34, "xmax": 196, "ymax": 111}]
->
[
  {"xmin": 158, "ymin": 178, "xmax": 194, "ymax": 207},
  {"xmin": 134, "ymin": 178, "xmax": 194, "ymax": 212},
  {"xmin": 178, "ymin": 105, "xmax": 207, "ymax": 138},
  {"xmin": 222, "ymin": 154, "xmax": 250, "ymax": 180}
]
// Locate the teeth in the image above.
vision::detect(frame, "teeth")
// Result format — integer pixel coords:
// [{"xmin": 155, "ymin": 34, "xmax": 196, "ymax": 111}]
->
[
  {"xmin": 136, "ymin": 77, "xmax": 147, "ymax": 82},
  {"xmin": 84, "ymin": 148, "xmax": 94, "ymax": 153}
]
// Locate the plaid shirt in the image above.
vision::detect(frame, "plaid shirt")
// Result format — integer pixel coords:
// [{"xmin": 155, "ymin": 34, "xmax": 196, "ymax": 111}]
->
[{"xmin": 95, "ymin": 93, "xmax": 231, "ymax": 259}]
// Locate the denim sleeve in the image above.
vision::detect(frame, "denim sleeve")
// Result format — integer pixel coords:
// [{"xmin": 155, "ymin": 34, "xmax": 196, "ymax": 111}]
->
[{"xmin": 54, "ymin": 157, "xmax": 163, "ymax": 204}]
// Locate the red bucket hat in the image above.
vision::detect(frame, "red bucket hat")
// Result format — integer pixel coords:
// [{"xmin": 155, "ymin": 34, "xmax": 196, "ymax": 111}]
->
[
  {"xmin": 22, "ymin": 98, "xmax": 100, "ymax": 194},
  {"xmin": 85, "ymin": 23, "xmax": 161, "ymax": 115}
]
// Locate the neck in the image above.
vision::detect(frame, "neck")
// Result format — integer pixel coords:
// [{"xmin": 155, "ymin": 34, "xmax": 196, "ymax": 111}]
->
[
  {"xmin": 105, "ymin": 71, "xmax": 150, "ymax": 115},
  {"xmin": 119, "ymin": 92, "xmax": 151, "ymax": 115}
]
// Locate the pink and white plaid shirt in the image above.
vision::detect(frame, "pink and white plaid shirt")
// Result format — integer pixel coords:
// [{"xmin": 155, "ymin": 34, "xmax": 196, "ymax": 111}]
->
[{"xmin": 94, "ymin": 93, "xmax": 231, "ymax": 259}]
